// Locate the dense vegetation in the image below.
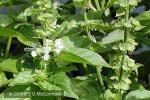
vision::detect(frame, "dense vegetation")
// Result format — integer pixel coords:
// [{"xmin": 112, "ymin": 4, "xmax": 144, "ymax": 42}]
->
[{"xmin": 0, "ymin": 0, "xmax": 150, "ymax": 100}]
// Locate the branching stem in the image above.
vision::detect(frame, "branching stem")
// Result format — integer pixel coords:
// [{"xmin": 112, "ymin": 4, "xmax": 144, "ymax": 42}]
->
[{"xmin": 119, "ymin": 0, "xmax": 129, "ymax": 82}]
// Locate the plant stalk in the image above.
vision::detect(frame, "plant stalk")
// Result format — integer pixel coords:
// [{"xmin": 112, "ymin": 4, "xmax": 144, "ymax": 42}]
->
[
  {"xmin": 83, "ymin": 9, "xmax": 92, "ymax": 40},
  {"xmin": 82, "ymin": 64, "xmax": 90, "ymax": 74},
  {"xmin": 101, "ymin": 0, "xmax": 105, "ymax": 10},
  {"xmin": 119, "ymin": 0, "xmax": 129, "ymax": 82},
  {"xmin": 43, "ymin": 37, "xmax": 47, "ymax": 46},
  {"xmin": 96, "ymin": 66, "xmax": 105, "ymax": 92},
  {"xmin": 4, "ymin": 37, "xmax": 12, "ymax": 59},
  {"xmin": 4, "ymin": 0, "xmax": 13, "ymax": 59},
  {"xmin": 94, "ymin": 0, "xmax": 101, "ymax": 10}
]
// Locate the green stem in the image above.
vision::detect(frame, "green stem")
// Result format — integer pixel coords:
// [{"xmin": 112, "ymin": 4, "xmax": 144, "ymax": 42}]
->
[
  {"xmin": 4, "ymin": 37, "xmax": 12, "ymax": 59},
  {"xmin": 43, "ymin": 37, "xmax": 46, "ymax": 46},
  {"xmin": 101, "ymin": 0, "xmax": 105, "ymax": 10},
  {"xmin": 119, "ymin": 0, "xmax": 129, "ymax": 82},
  {"xmin": 94, "ymin": 0, "xmax": 101, "ymax": 10},
  {"xmin": 4, "ymin": 0, "xmax": 13, "ymax": 60},
  {"xmin": 83, "ymin": 9, "xmax": 92, "ymax": 40},
  {"xmin": 82, "ymin": 64, "xmax": 90, "ymax": 74},
  {"xmin": 96, "ymin": 66, "xmax": 105, "ymax": 92},
  {"xmin": 9, "ymin": 0, "xmax": 13, "ymax": 10}
]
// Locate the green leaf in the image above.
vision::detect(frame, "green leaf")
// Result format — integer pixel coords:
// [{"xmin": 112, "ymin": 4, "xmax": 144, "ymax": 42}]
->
[
  {"xmin": 102, "ymin": 29, "xmax": 124, "ymax": 44},
  {"xmin": 79, "ymin": 93, "xmax": 105, "ymax": 100},
  {"xmin": 104, "ymin": 89, "xmax": 122, "ymax": 100},
  {"xmin": 135, "ymin": 11, "xmax": 150, "ymax": 21},
  {"xmin": 53, "ymin": 65, "xmax": 77, "ymax": 74},
  {"xmin": 129, "ymin": 83, "xmax": 145, "ymax": 91},
  {"xmin": 0, "ymin": 27, "xmax": 20, "ymax": 37},
  {"xmin": 72, "ymin": 76, "xmax": 104, "ymax": 100},
  {"xmin": 38, "ymin": 72, "xmax": 78, "ymax": 99},
  {"xmin": 0, "ymin": 0, "xmax": 9, "ymax": 6},
  {"xmin": 61, "ymin": 35, "xmax": 92, "ymax": 49},
  {"xmin": 0, "ymin": 84, "xmax": 41, "ymax": 100},
  {"xmin": 72, "ymin": 76, "xmax": 102, "ymax": 94},
  {"xmin": 9, "ymin": 71, "xmax": 35, "ymax": 86},
  {"xmin": 0, "ymin": 58, "xmax": 21, "ymax": 73},
  {"xmin": 124, "ymin": 90, "xmax": 150, "ymax": 100},
  {"xmin": 57, "ymin": 47, "xmax": 111, "ymax": 68},
  {"xmin": 56, "ymin": 58, "xmax": 71, "ymax": 68},
  {"xmin": 106, "ymin": 0, "xmax": 116, "ymax": 8},
  {"xmin": 0, "ymin": 14, "xmax": 13, "ymax": 27},
  {"xmin": 0, "ymin": 68, "xmax": 8, "ymax": 88},
  {"xmin": 0, "ymin": 27, "xmax": 38, "ymax": 46}
]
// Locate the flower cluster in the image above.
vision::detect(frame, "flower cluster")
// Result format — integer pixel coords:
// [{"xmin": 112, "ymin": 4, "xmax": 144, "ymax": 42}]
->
[
  {"xmin": 28, "ymin": 38, "xmax": 63, "ymax": 61},
  {"xmin": 32, "ymin": 0, "xmax": 60, "ymax": 37},
  {"xmin": 73, "ymin": 0, "xmax": 92, "ymax": 8}
]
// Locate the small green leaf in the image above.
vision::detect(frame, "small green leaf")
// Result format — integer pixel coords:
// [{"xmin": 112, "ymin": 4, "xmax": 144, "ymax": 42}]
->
[
  {"xmin": 9, "ymin": 71, "xmax": 35, "ymax": 86},
  {"xmin": 104, "ymin": 89, "xmax": 122, "ymax": 100},
  {"xmin": 0, "ymin": 58, "xmax": 21, "ymax": 73},
  {"xmin": 102, "ymin": 29, "xmax": 124, "ymax": 44},
  {"xmin": 116, "ymin": 8, "xmax": 125, "ymax": 17},
  {"xmin": 0, "ymin": 68, "xmax": 8, "ymax": 88},
  {"xmin": 124, "ymin": 90, "xmax": 150, "ymax": 100},
  {"xmin": 0, "ymin": 14, "xmax": 13, "ymax": 27},
  {"xmin": 57, "ymin": 47, "xmax": 111, "ymax": 68},
  {"xmin": 106, "ymin": 0, "xmax": 116, "ymax": 8}
]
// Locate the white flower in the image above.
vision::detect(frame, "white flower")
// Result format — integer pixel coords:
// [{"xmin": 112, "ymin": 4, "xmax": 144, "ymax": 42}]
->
[
  {"xmin": 55, "ymin": 39, "xmax": 63, "ymax": 46},
  {"xmin": 42, "ymin": 46, "xmax": 51, "ymax": 54},
  {"xmin": 31, "ymin": 51, "xmax": 37, "ymax": 57},
  {"xmin": 54, "ymin": 39, "xmax": 64, "ymax": 54},
  {"xmin": 31, "ymin": 43, "xmax": 37, "ymax": 48},
  {"xmin": 43, "ymin": 53, "xmax": 50, "ymax": 61},
  {"xmin": 46, "ymin": 39, "xmax": 53, "ymax": 44},
  {"xmin": 52, "ymin": 20, "xmax": 61, "ymax": 29},
  {"xmin": 53, "ymin": 2, "xmax": 59, "ymax": 9},
  {"xmin": 46, "ymin": 39, "xmax": 53, "ymax": 46},
  {"xmin": 54, "ymin": 49, "xmax": 61, "ymax": 54}
]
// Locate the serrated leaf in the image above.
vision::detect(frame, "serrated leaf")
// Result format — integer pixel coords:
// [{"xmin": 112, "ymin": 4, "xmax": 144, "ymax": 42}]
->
[
  {"xmin": 102, "ymin": 29, "xmax": 124, "ymax": 44},
  {"xmin": 0, "ymin": 58, "xmax": 21, "ymax": 73},
  {"xmin": 124, "ymin": 90, "xmax": 150, "ymax": 100},
  {"xmin": 38, "ymin": 72, "xmax": 78, "ymax": 99},
  {"xmin": 9, "ymin": 71, "xmax": 35, "ymax": 86},
  {"xmin": 57, "ymin": 47, "xmax": 111, "ymax": 68}
]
